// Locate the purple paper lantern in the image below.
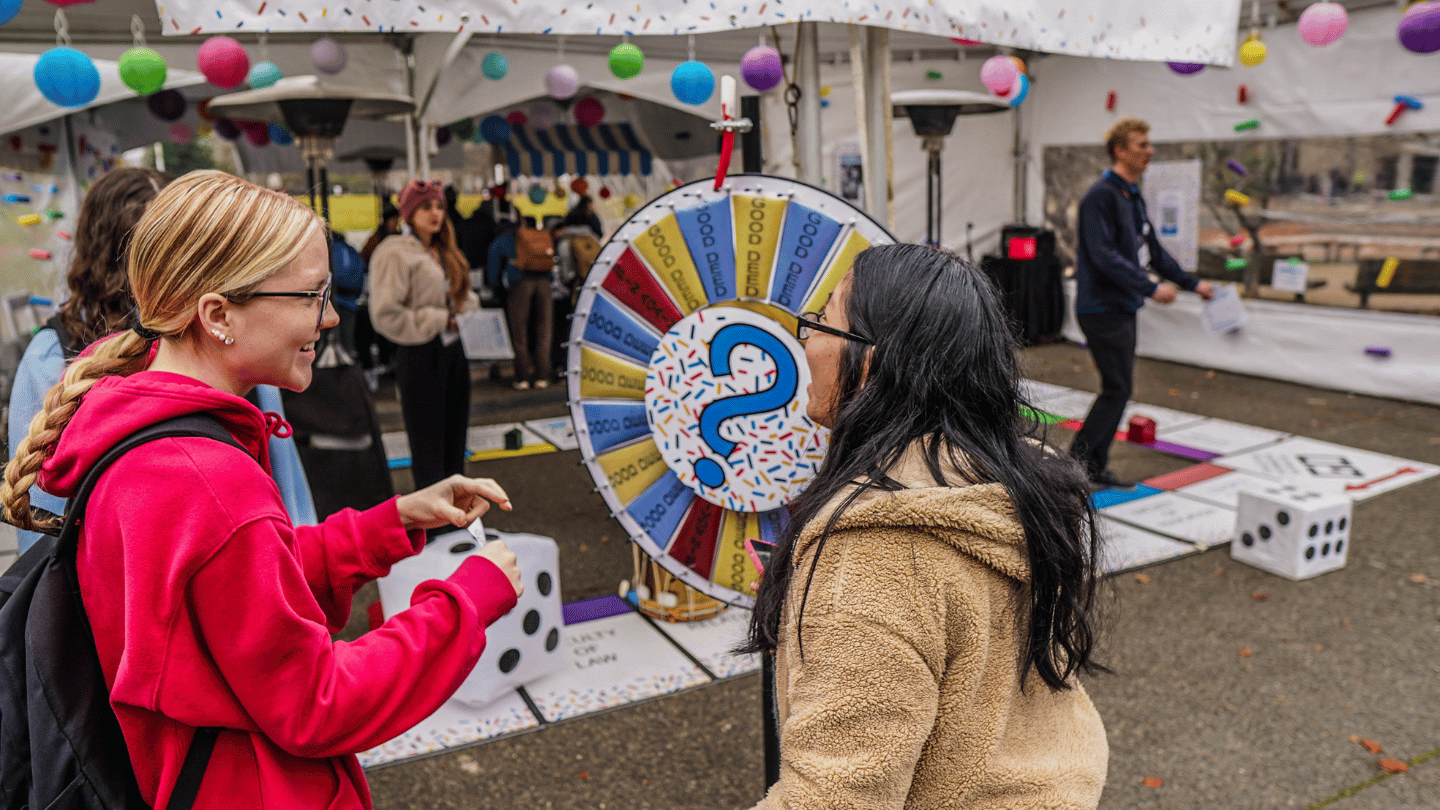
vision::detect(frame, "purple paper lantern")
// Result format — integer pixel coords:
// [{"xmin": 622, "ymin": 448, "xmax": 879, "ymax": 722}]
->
[
  {"xmin": 1166, "ymin": 61, "xmax": 1206, "ymax": 76},
  {"xmin": 213, "ymin": 118, "xmax": 241, "ymax": 140},
  {"xmin": 741, "ymin": 45, "xmax": 783, "ymax": 92},
  {"xmin": 310, "ymin": 37, "xmax": 347, "ymax": 74},
  {"xmin": 1398, "ymin": 1, "xmax": 1440, "ymax": 54},
  {"xmin": 545, "ymin": 65, "xmax": 579, "ymax": 99},
  {"xmin": 1297, "ymin": 1, "xmax": 1348, "ymax": 47},
  {"xmin": 146, "ymin": 89, "xmax": 187, "ymax": 121},
  {"xmin": 435, "ymin": 126, "xmax": 452, "ymax": 147}
]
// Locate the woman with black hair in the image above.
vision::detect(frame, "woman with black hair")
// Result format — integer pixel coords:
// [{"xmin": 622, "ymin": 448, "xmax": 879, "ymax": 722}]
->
[{"xmin": 743, "ymin": 243, "xmax": 1109, "ymax": 809}]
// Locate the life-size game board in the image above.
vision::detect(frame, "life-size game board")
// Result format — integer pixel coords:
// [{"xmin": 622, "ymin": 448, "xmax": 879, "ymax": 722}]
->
[{"xmin": 566, "ymin": 175, "xmax": 893, "ymax": 608}]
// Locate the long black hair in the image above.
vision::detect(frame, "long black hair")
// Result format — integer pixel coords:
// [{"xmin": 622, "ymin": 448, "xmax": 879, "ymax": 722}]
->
[{"xmin": 741, "ymin": 243, "xmax": 1103, "ymax": 691}]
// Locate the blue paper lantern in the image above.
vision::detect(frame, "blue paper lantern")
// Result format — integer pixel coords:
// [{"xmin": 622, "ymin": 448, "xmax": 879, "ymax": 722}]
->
[
  {"xmin": 34, "ymin": 47, "xmax": 101, "ymax": 108},
  {"xmin": 268, "ymin": 123, "xmax": 293, "ymax": 145},
  {"xmin": 1007, "ymin": 74, "xmax": 1030, "ymax": 108},
  {"xmin": 482, "ymin": 52, "xmax": 508, "ymax": 81},
  {"xmin": 248, "ymin": 60, "xmax": 283, "ymax": 89},
  {"xmin": 527, "ymin": 185, "xmax": 547, "ymax": 205},
  {"xmin": 479, "ymin": 114, "xmax": 511, "ymax": 145},
  {"xmin": 0, "ymin": 0, "xmax": 22, "ymax": 26},
  {"xmin": 671, "ymin": 60, "xmax": 715, "ymax": 106}
]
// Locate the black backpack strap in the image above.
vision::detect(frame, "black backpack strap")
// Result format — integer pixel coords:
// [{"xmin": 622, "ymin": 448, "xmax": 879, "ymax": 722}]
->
[
  {"xmin": 166, "ymin": 726, "xmax": 221, "ymax": 810},
  {"xmin": 42, "ymin": 312, "xmax": 81, "ymax": 360}
]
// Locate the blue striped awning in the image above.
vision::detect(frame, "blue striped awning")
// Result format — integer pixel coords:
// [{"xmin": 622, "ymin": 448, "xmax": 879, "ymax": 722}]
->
[{"xmin": 501, "ymin": 124, "xmax": 652, "ymax": 179}]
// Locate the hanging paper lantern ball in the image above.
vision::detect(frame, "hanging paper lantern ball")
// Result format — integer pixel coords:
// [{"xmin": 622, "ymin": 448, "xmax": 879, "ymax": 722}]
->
[
  {"xmin": 196, "ymin": 36, "xmax": 249, "ymax": 89},
  {"xmin": 505, "ymin": 109, "xmax": 528, "ymax": 126},
  {"xmin": 0, "ymin": 0, "xmax": 21, "ymax": 26},
  {"xmin": 481, "ymin": 51, "xmax": 508, "ymax": 81},
  {"xmin": 146, "ymin": 89, "xmax": 186, "ymax": 121},
  {"xmin": 1166, "ymin": 61, "xmax": 1206, "ymax": 75},
  {"xmin": 479, "ymin": 114, "xmax": 511, "ymax": 145},
  {"xmin": 1398, "ymin": 1, "xmax": 1440, "ymax": 54},
  {"xmin": 609, "ymin": 42, "xmax": 645, "ymax": 79},
  {"xmin": 242, "ymin": 122, "xmax": 270, "ymax": 147},
  {"xmin": 598, "ymin": 186, "xmax": 612, "ymax": 199},
  {"xmin": 1238, "ymin": 34, "xmax": 1267, "ymax": 66},
  {"xmin": 168, "ymin": 123, "xmax": 193, "ymax": 144},
  {"xmin": 118, "ymin": 47, "xmax": 167, "ymax": 96},
  {"xmin": 980, "ymin": 55, "xmax": 1019, "ymax": 95},
  {"xmin": 528, "ymin": 103, "xmax": 556, "ymax": 129},
  {"xmin": 310, "ymin": 37, "xmax": 347, "ymax": 74},
  {"xmin": 1007, "ymin": 56, "xmax": 1027, "ymax": 75},
  {"xmin": 570, "ymin": 177, "xmax": 589, "ymax": 194},
  {"xmin": 268, "ymin": 123, "xmax": 293, "ymax": 145},
  {"xmin": 1298, "ymin": 2, "xmax": 1348, "ymax": 47},
  {"xmin": 741, "ymin": 45, "xmax": 783, "ymax": 92},
  {"xmin": 546, "ymin": 65, "xmax": 580, "ymax": 99},
  {"xmin": 435, "ymin": 126, "xmax": 452, "ymax": 148},
  {"xmin": 34, "ymin": 47, "xmax": 101, "ymax": 108},
  {"xmin": 247, "ymin": 60, "xmax": 283, "ymax": 89},
  {"xmin": 491, "ymin": 184, "xmax": 508, "ymax": 199},
  {"xmin": 214, "ymin": 118, "xmax": 241, "ymax": 140},
  {"xmin": 527, "ymin": 185, "xmax": 547, "ymax": 205},
  {"xmin": 573, "ymin": 96, "xmax": 605, "ymax": 127},
  {"xmin": 622, "ymin": 194, "xmax": 639, "ymax": 208},
  {"xmin": 197, "ymin": 98, "xmax": 218, "ymax": 122},
  {"xmin": 450, "ymin": 118, "xmax": 476, "ymax": 141},
  {"xmin": 671, "ymin": 60, "xmax": 715, "ymax": 105},
  {"xmin": 1006, "ymin": 74, "xmax": 1030, "ymax": 107}
]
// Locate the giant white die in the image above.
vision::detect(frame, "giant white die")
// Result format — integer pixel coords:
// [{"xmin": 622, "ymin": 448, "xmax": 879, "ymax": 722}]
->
[
  {"xmin": 376, "ymin": 523, "xmax": 564, "ymax": 709},
  {"xmin": 1232, "ymin": 485, "xmax": 1352, "ymax": 580}
]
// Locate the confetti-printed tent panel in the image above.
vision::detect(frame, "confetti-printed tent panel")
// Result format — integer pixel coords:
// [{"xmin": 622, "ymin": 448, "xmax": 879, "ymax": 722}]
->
[
  {"xmin": 162, "ymin": 1, "xmax": 1242, "ymax": 66},
  {"xmin": 568, "ymin": 174, "xmax": 893, "ymax": 608}
]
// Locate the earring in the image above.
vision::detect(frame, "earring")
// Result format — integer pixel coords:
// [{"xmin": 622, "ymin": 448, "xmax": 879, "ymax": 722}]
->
[{"xmin": 211, "ymin": 328, "xmax": 234, "ymax": 346}]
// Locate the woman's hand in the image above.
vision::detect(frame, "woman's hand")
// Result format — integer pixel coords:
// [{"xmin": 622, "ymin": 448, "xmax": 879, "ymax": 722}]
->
[
  {"xmin": 396, "ymin": 475, "xmax": 512, "ymax": 532},
  {"xmin": 479, "ymin": 540, "xmax": 524, "ymax": 597}
]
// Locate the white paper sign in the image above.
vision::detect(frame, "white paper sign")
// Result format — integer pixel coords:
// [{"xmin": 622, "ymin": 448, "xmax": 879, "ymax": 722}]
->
[
  {"xmin": 1271, "ymin": 259, "xmax": 1309, "ymax": 294},
  {"xmin": 457, "ymin": 308, "xmax": 515, "ymax": 361},
  {"xmin": 1200, "ymin": 284, "xmax": 1248, "ymax": 335}
]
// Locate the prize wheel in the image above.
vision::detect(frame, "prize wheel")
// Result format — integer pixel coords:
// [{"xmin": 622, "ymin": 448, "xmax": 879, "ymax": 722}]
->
[{"xmin": 568, "ymin": 175, "xmax": 894, "ymax": 607}]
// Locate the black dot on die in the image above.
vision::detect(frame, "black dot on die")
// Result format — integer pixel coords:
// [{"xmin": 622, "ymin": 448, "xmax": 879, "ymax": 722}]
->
[
  {"xmin": 523, "ymin": 609, "xmax": 541, "ymax": 635},
  {"xmin": 545, "ymin": 627, "xmax": 560, "ymax": 652},
  {"xmin": 1277, "ymin": 511, "xmax": 1290, "ymax": 526},
  {"xmin": 1339, "ymin": 517, "xmax": 1348, "ymax": 531},
  {"xmin": 1242, "ymin": 532, "xmax": 1255, "ymax": 547},
  {"xmin": 1308, "ymin": 524, "xmax": 1319, "ymax": 538},
  {"xmin": 449, "ymin": 541, "xmax": 476, "ymax": 554},
  {"xmin": 498, "ymin": 648, "xmax": 520, "ymax": 673},
  {"xmin": 1305, "ymin": 546, "xmax": 1316, "ymax": 560},
  {"xmin": 537, "ymin": 571, "xmax": 553, "ymax": 597},
  {"xmin": 1321, "ymin": 542, "xmax": 1331, "ymax": 556},
  {"xmin": 1325, "ymin": 520, "xmax": 1335, "ymax": 534},
  {"xmin": 1259, "ymin": 525, "xmax": 1272, "ymax": 540},
  {"xmin": 1336, "ymin": 540, "xmax": 1345, "ymax": 554}
]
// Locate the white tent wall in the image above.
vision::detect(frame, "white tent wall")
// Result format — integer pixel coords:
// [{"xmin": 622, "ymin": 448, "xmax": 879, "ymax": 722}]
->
[{"xmin": 1022, "ymin": 6, "xmax": 1440, "ymax": 405}]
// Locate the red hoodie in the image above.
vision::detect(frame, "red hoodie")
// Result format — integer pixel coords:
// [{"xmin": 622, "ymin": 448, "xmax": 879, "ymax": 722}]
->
[{"xmin": 38, "ymin": 370, "xmax": 518, "ymax": 809}]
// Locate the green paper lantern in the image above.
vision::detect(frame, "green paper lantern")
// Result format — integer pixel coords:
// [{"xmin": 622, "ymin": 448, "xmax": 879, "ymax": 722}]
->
[
  {"xmin": 609, "ymin": 42, "xmax": 644, "ymax": 79},
  {"xmin": 118, "ymin": 47, "xmax": 167, "ymax": 96}
]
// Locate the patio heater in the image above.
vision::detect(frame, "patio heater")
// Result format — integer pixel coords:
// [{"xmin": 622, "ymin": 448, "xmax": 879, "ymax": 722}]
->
[
  {"xmin": 207, "ymin": 76, "xmax": 415, "ymax": 224},
  {"xmin": 339, "ymin": 145, "xmax": 407, "ymax": 222},
  {"xmin": 891, "ymin": 90, "xmax": 1009, "ymax": 247}
]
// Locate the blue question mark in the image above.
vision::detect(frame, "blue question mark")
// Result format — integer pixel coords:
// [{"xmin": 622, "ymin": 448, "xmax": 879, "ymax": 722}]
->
[{"xmin": 692, "ymin": 324, "xmax": 800, "ymax": 489}]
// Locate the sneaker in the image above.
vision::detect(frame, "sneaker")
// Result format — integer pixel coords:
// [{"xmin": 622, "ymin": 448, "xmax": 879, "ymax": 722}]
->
[
  {"xmin": 534, "ymin": 379, "xmax": 550, "ymax": 389},
  {"xmin": 513, "ymin": 381, "xmax": 531, "ymax": 391},
  {"xmin": 1088, "ymin": 469, "xmax": 1137, "ymax": 490}
]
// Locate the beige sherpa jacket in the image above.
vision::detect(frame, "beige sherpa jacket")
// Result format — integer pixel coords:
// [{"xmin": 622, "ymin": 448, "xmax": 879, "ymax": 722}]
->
[
  {"xmin": 754, "ymin": 447, "xmax": 1108, "ymax": 810},
  {"xmin": 368, "ymin": 234, "xmax": 478, "ymax": 346}
]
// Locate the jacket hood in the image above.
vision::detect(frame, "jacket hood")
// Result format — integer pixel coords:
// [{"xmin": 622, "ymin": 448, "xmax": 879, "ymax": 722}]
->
[
  {"xmin": 796, "ymin": 444, "xmax": 1030, "ymax": 583},
  {"xmin": 39, "ymin": 370, "xmax": 278, "ymax": 499}
]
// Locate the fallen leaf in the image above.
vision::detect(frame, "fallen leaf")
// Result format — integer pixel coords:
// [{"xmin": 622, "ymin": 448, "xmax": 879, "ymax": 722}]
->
[
  {"xmin": 1342, "ymin": 620, "xmax": 1350, "ymax": 628},
  {"xmin": 1206, "ymin": 370, "xmax": 1217, "ymax": 378},
  {"xmin": 1360, "ymin": 738, "xmax": 1383, "ymax": 754},
  {"xmin": 1133, "ymin": 573, "xmax": 1152, "ymax": 584},
  {"xmin": 600, "ymin": 535, "xmax": 611, "ymax": 543},
  {"xmin": 1168, "ymin": 389, "xmax": 1181, "ymax": 397},
  {"xmin": 1349, "ymin": 735, "xmax": 1360, "ymax": 744},
  {"xmin": 1315, "ymin": 644, "xmax": 1324, "ymax": 651},
  {"xmin": 1378, "ymin": 758, "xmax": 1408, "ymax": 774},
  {"xmin": 578, "ymin": 771, "xmax": 591, "ymax": 779},
  {"xmin": 1409, "ymin": 573, "xmax": 1427, "ymax": 584},
  {"xmin": 1213, "ymin": 567, "xmax": 1226, "ymax": 576},
  {"xmin": 579, "ymin": 543, "xmax": 589, "ymax": 551},
  {"xmin": 1239, "ymin": 648, "xmax": 1253, "ymax": 657},
  {"xmin": 1251, "ymin": 592, "xmax": 1269, "ymax": 601},
  {"xmin": 1143, "ymin": 776, "xmax": 1164, "ymax": 788}
]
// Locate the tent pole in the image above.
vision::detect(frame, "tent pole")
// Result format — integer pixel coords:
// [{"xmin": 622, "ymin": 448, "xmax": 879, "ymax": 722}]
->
[
  {"xmin": 862, "ymin": 25, "xmax": 890, "ymax": 224},
  {"xmin": 794, "ymin": 21, "xmax": 822, "ymax": 185}
]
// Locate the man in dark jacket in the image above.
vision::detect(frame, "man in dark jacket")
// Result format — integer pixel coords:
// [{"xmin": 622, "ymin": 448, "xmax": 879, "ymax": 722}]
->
[{"xmin": 1070, "ymin": 117, "xmax": 1214, "ymax": 488}]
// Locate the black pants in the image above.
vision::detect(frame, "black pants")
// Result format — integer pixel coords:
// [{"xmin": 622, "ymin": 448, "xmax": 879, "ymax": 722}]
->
[
  {"xmin": 395, "ymin": 336, "xmax": 471, "ymax": 490},
  {"xmin": 1069, "ymin": 310, "xmax": 1137, "ymax": 476}
]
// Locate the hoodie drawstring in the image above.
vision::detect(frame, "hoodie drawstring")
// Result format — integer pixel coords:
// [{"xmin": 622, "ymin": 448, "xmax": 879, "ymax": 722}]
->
[{"xmin": 263, "ymin": 412, "xmax": 293, "ymax": 439}]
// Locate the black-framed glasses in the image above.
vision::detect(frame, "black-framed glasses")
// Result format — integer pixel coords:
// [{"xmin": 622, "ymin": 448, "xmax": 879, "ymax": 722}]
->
[
  {"xmin": 796, "ymin": 311, "xmax": 873, "ymax": 345},
  {"xmin": 226, "ymin": 273, "xmax": 333, "ymax": 331}
]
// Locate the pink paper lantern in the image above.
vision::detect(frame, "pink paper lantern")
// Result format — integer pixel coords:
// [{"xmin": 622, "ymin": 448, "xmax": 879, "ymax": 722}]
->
[
  {"xmin": 239, "ymin": 120, "xmax": 269, "ymax": 147},
  {"xmin": 196, "ymin": 36, "xmax": 249, "ymax": 89},
  {"xmin": 1298, "ymin": 2, "xmax": 1348, "ymax": 47},
  {"xmin": 573, "ymin": 96, "xmax": 605, "ymax": 127},
  {"xmin": 980, "ymin": 55, "xmax": 1019, "ymax": 95}
]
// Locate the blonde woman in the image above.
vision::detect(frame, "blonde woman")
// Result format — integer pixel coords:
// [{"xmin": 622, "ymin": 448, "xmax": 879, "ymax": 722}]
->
[
  {"xmin": 1, "ymin": 171, "xmax": 523, "ymax": 809},
  {"xmin": 368, "ymin": 180, "xmax": 478, "ymax": 491}
]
